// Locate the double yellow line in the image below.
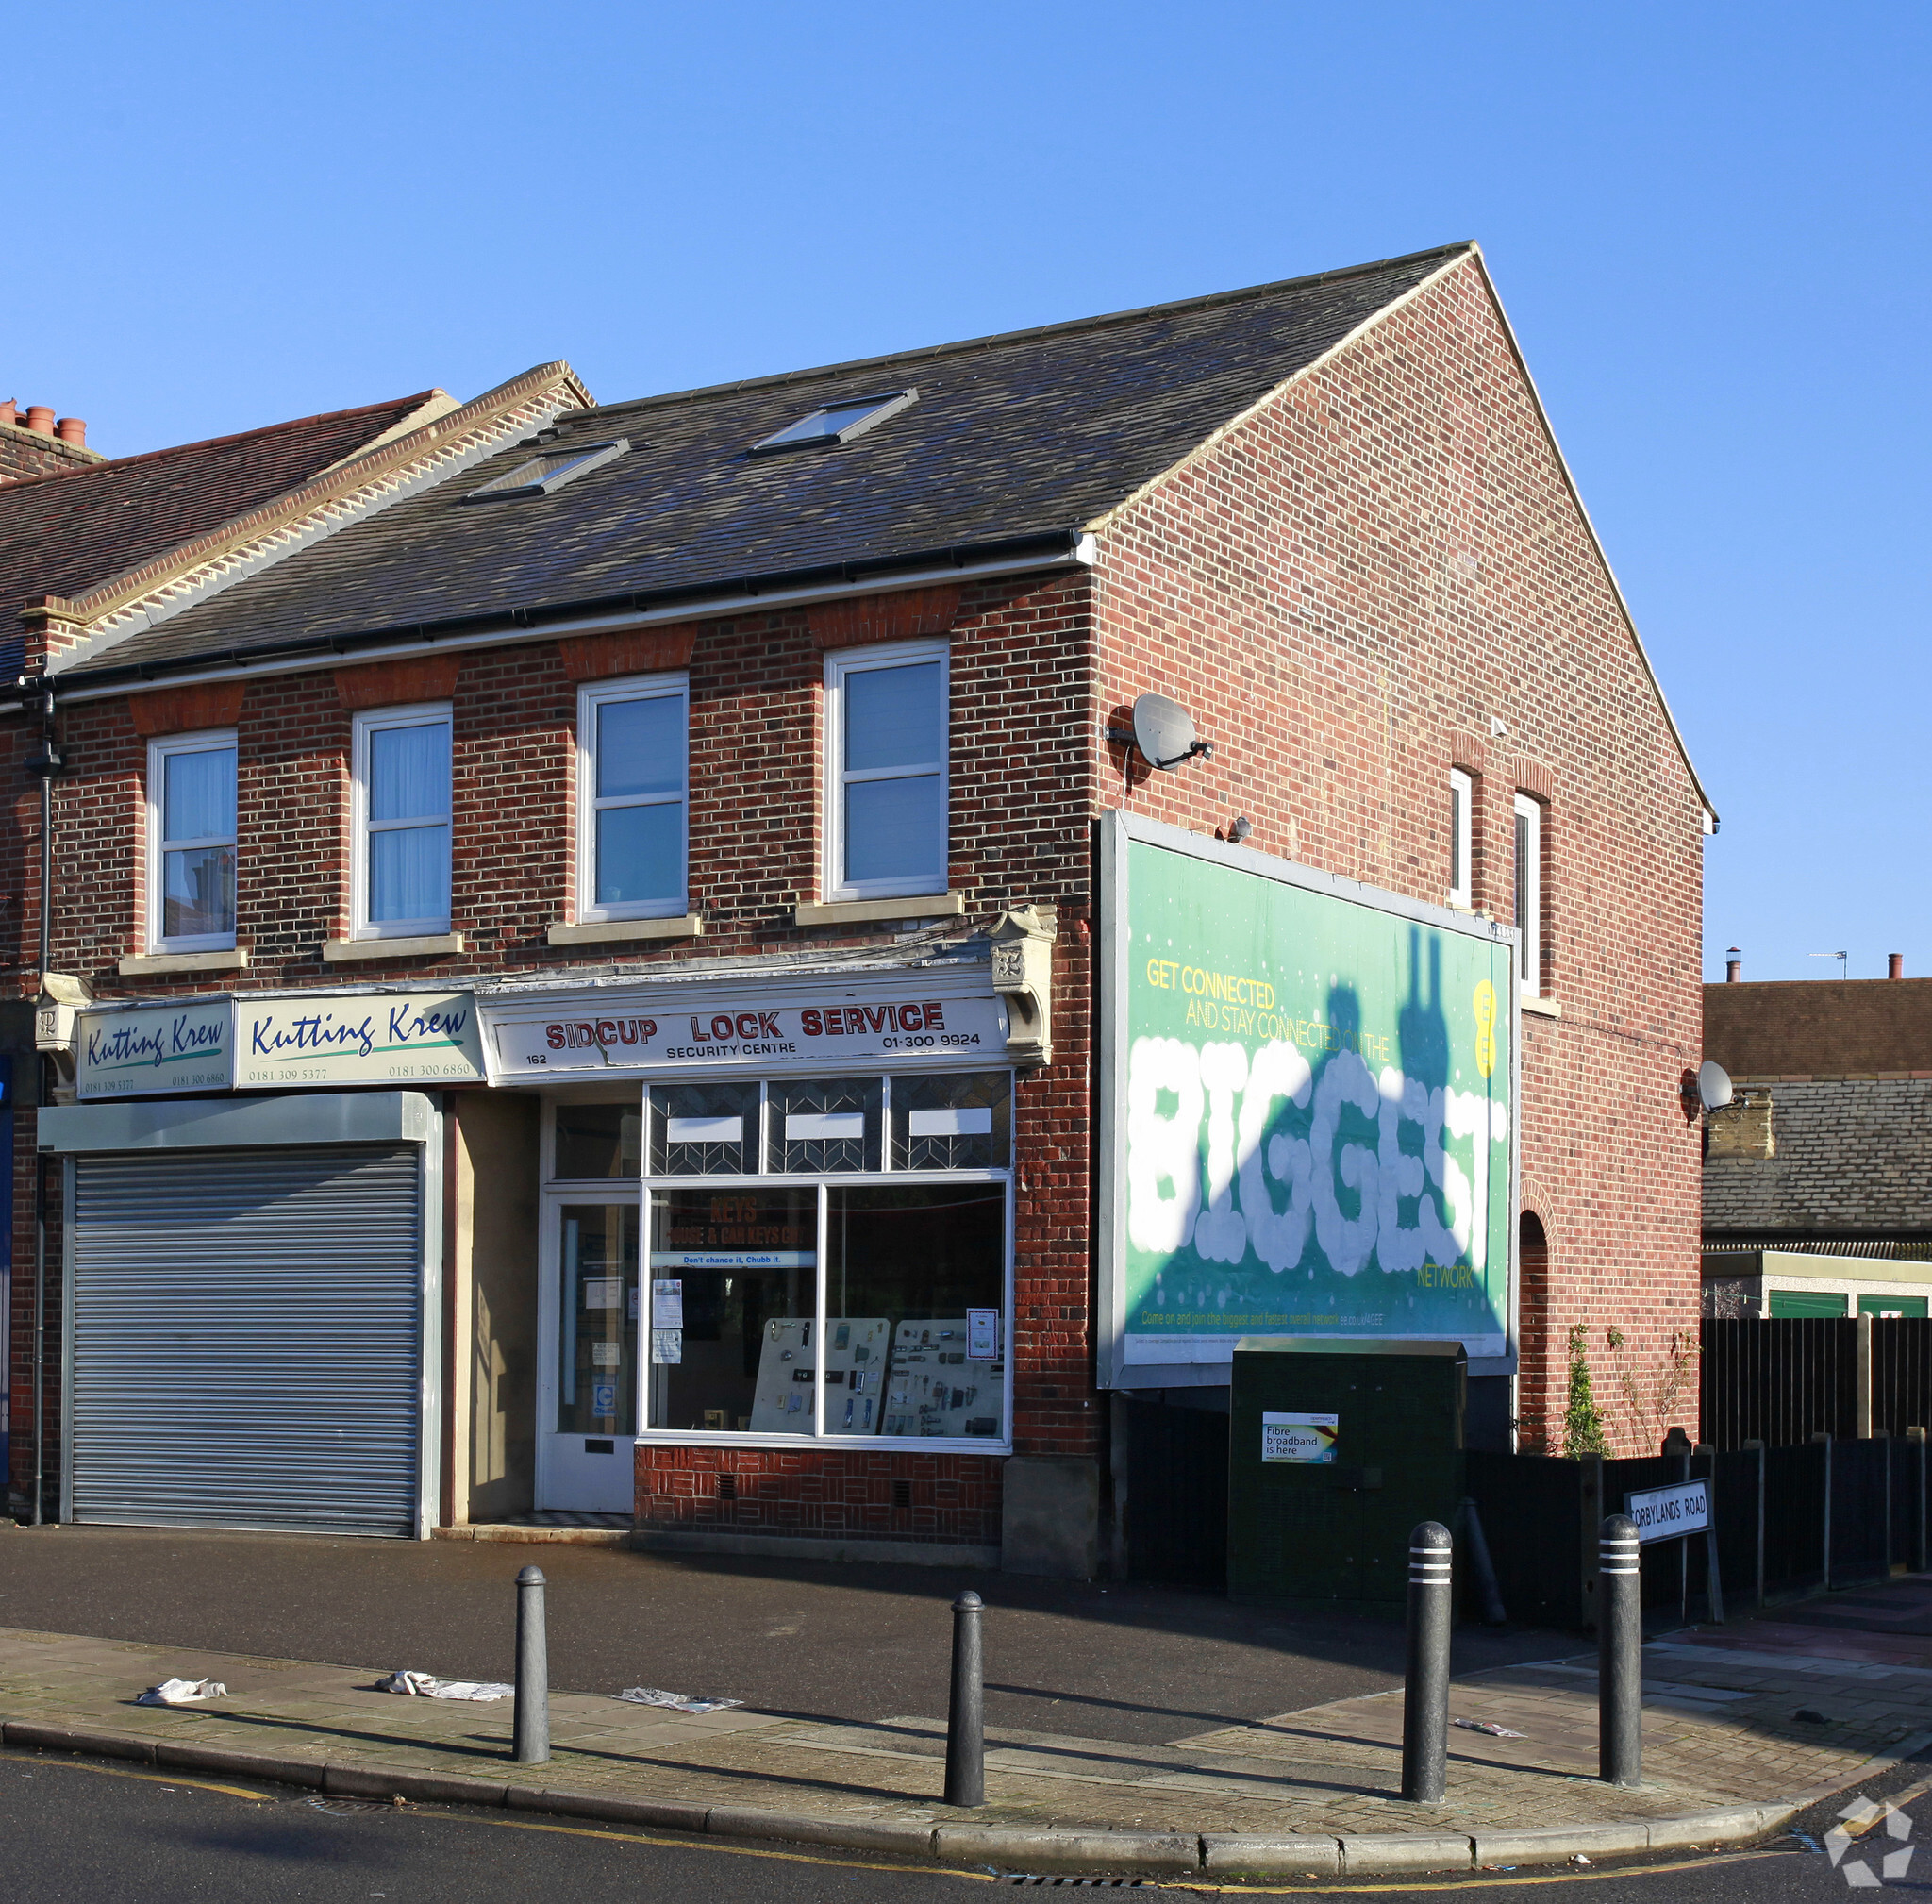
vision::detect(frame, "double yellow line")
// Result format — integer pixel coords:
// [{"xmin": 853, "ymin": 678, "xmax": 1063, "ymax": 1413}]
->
[{"xmin": 1, "ymin": 1754, "xmax": 1812, "ymax": 1894}]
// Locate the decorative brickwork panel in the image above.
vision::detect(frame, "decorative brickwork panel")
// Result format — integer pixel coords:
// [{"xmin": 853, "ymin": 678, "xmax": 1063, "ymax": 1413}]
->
[
  {"xmin": 334, "ymin": 655, "xmax": 463, "ymax": 710},
  {"xmin": 126, "ymin": 681, "xmax": 247, "ymax": 738},
  {"xmin": 556, "ymin": 625, "xmax": 698, "ymax": 682},
  {"xmin": 807, "ymin": 585, "xmax": 961, "ymax": 650}
]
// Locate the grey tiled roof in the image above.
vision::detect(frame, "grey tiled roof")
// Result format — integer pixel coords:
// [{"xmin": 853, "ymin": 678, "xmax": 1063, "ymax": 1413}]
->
[
  {"xmin": 1704, "ymin": 1079, "xmax": 1932, "ymax": 1237},
  {"xmin": 64, "ymin": 244, "xmax": 1468, "ymax": 681}
]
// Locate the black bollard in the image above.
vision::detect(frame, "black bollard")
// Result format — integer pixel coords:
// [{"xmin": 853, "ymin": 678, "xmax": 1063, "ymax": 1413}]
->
[
  {"xmin": 1599, "ymin": 1514, "xmax": 1641, "ymax": 1787},
  {"xmin": 514, "ymin": 1564, "xmax": 550, "ymax": 1765},
  {"xmin": 1401, "ymin": 1521, "xmax": 1453, "ymax": 1803},
  {"xmin": 943, "ymin": 1590, "xmax": 985, "ymax": 1808}
]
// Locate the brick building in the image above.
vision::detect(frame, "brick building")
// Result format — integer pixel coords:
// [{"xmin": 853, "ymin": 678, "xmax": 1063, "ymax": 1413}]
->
[
  {"xmin": 3, "ymin": 242, "xmax": 1710, "ymax": 1563},
  {"xmin": 0, "ymin": 400, "xmax": 100, "ymax": 485},
  {"xmin": 1704, "ymin": 961, "xmax": 1932, "ymax": 1318}
]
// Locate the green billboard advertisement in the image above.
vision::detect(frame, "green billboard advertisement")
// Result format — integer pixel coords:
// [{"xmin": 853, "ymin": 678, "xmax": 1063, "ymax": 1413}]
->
[{"xmin": 1101, "ymin": 814, "xmax": 1516, "ymax": 1380}]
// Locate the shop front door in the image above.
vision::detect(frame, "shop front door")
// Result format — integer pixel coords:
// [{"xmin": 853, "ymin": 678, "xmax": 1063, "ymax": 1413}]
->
[{"xmin": 536, "ymin": 1194, "xmax": 639, "ymax": 1514}]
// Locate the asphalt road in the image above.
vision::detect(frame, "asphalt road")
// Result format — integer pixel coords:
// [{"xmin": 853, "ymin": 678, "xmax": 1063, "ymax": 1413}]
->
[
  {"xmin": 3, "ymin": 1745, "xmax": 1924, "ymax": 1904},
  {"xmin": 0, "ymin": 1526, "xmax": 1571, "ymax": 1744}
]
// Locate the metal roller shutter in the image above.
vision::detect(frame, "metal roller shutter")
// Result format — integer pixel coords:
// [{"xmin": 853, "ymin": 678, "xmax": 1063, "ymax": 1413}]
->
[{"xmin": 70, "ymin": 1144, "xmax": 424, "ymax": 1537}]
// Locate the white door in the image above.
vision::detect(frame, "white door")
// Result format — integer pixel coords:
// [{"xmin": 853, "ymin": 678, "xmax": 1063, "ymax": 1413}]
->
[{"xmin": 535, "ymin": 1193, "xmax": 640, "ymax": 1513}]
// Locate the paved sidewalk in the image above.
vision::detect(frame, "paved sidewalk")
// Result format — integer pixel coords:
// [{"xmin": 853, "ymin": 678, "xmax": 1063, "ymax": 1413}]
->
[
  {"xmin": 0, "ymin": 1523, "xmax": 1565, "ymax": 1746},
  {"xmin": 0, "ymin": 1615, "xmax": 1921, "ymax": 1876}
]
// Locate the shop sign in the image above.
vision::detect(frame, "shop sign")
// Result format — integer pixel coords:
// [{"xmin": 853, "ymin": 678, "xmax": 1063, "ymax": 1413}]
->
[
  {"xmin": 76, "ymin": 998, "xmax": 234, "ymax": 1099},
  {"xmin": 236, "ymin": 993, "xmax": 486, "ymax": 1088},
  {"xmin": 1100, "ymin": 814, "xmax": 1517, "ymax": 1381},
  {"xmin": 484, "ymin": 987, "xmax": 1008, "ymax": 1077}
]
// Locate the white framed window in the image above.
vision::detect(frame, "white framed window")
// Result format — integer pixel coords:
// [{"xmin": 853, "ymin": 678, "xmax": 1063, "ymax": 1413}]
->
[
  {"xmin": 147, "ymin": 730, "xmax": 237, "ymax": 952},
  {"xmin": 1514, "ymin": 792, "xmax": 1542, "ymax": 1000},
  {"xmin": 824, "ymin": 640, "xmax": 948, "ymax": 901},
  {"xmin": 576, "ymin": 675, "xmax": 688, "ymax": 921},
  {"xmin": 1448, "ymin": 769, "xmax": 1473, "ymax": 910},
  {"xmin": 352, "ymin": 703, "xmax": 452, "ymax": 939}
]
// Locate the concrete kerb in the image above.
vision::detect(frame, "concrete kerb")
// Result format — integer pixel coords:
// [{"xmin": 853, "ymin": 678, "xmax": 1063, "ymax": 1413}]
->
[{"xmin": 0, "ymin": 1716, "xmax": 1850, "ymax": 1874}]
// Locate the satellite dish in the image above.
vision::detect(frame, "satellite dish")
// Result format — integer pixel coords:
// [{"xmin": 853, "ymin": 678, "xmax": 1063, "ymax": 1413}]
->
[
  {"xmin": 1131, "ymin": 693, "xmax": 1213, "ymax": 771},
  {"xmin": 1697, "ymin": 1060, "xmax": 1733, "ymax": 1114}
]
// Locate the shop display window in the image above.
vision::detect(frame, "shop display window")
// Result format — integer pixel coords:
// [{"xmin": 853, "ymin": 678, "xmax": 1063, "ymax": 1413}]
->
[
  {"xmin": 555, "ymin": 1101, "xmax": 642, "ymax": 1179},
  {"xmin": 555, "ymin": 1202, "xmax": 639, "ymax": 1435},
  {"xmin": 768, "ymin": 1077, "xmax": 883, "ymax": 1173},
  {"xmin": 889, "ymin": 1071, "xmax": 1009, "ymax": 1171},
  {"xmin": 647, "ymin": 1188, "xmax": 817, "ymax": 1433},
  {"xmin": 648, "ymin": 1080, "xmax": 759, "ymax": 1177},
  {"xmin": 827, "ymin": 1184, "xmax": 1007, "ymax": 1439},
  {"xmin": 547, "ymin": 1065, "xmax": 1013, "ymax": 1447}
]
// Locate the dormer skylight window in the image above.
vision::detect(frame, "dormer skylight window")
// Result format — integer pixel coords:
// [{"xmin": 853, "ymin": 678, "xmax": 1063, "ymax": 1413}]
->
[
  {"xmin": 463, "ymin": 437, "xmax": 628, "ymax": 502},
  {"xmin": 748, "ymin": 389, "xmax": 917, "ymax": 457}
]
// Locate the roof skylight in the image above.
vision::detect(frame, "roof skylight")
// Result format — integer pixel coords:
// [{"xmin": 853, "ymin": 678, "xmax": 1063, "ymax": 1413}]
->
[
  {"xmin": 463, "ymin": 437, "xmax": 628, "ymax": 502},
  {"xmin": 748, "ymin": 389, "xmax": 917, "ymax": 457}
]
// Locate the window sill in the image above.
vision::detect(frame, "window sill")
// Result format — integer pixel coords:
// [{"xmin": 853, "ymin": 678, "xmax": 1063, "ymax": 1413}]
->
[
  {"xmin": 548, "ymin": 914, "xmax": 705, "ymax": 947},
  {"xmin": 118, "ymin": 947, "xmax": 250, "ymax": 977},
  {"xmin": 1520, "ymin": 994, "xmax": 1562, "ymax": 1019},
  {"xmin": 792, "ymin": 892, "xmax": 965, "ymax": 928},
  {"xmin": 323, "ymin": 932, "xmax": 466, "ymax": 962}
]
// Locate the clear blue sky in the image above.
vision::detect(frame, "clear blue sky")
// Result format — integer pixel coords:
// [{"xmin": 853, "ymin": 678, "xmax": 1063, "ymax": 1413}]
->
[{"xmin": 9, "ymin": 4, "xmax": 1926, "ymax": 983}]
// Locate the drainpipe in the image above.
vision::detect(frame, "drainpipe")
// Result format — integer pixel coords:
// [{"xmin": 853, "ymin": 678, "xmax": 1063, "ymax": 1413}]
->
[{"xmin": 25, "ymin": 682, "xmax": 60, "ymax": 1525}]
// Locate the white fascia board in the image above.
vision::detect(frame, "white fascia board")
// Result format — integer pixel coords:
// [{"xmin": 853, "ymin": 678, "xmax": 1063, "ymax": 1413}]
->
[{"xmin": 51, "ymin": 540, "xmax": 1097, "ymax": 706}]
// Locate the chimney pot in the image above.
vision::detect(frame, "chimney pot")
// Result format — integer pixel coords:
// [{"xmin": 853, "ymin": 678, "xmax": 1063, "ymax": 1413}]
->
[
  {"xmin": 23, "ymin": 406, "xmax": 55, "ymax": 436},
  {"xmin": 1890, "ymin": 953, "xmax": 1904, "ymax": 980},
  {"xmin": 54, "ymin": 417, "xmax": 85, "ymax": 447},
  {"xmin": 0, "ymin": 400, "xmax": 15, "ymax": 429},
  {"xmin": 1725, "ymin": 945, "xmax": 1741, "ymax": 984}
]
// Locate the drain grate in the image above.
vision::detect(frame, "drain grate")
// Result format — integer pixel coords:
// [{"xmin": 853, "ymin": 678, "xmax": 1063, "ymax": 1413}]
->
[{"xmin": 1004, "ymin": 1879, "xmax": 1154, "ymax": 1887}]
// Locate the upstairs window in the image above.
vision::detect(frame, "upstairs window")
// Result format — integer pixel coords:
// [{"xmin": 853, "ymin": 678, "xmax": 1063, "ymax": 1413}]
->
[
  {"xmin": 354, "ymin": 705, "xmax": 452, "ymax": 939},
  {"xmin": 577, "ymin": 676, "xmax": 689, "ymax": 920},
  {"xmin": 749, "ymin": 390, "xmax": 917, "ymax": 456},
  {"xmin": 1448, "ymin": 768, "xmax": 1473, "ymax": 910},
  {"xmin": 1514, "ymin": 792, "xmax": 1543, "ymax": 1000},
  {"xmin": 825, "ymin": 642, "xmax": 948, "ymax": 901},
  {"xmin": 463, "ymin": 438, "xmax": 628, "ymax": 501},
  {"xmin": 148, "ymin": 731, "xmax": 237, "ymax": 951}
]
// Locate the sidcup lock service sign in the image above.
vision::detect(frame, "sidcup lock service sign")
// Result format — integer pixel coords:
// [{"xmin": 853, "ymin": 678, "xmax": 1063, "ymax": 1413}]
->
[{"xmin": 483, "ymin": 984, "xmax": 1009, "ymax": 1077}]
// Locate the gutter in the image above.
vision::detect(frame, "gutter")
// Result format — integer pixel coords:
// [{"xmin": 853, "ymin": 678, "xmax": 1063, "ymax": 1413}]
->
[{"xmin": 25, "ymin": 528, "xmax": 1097, "ymax": 707}]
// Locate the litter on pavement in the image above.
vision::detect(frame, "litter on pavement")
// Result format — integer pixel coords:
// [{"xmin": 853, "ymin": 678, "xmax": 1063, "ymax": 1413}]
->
[
  {"xmin": 135, "ymin": 1678, "xmax": 227, "ymax": 1706},
  {"xmin": 377, "ymin": 1670, "xmax": 514, "ymax": 1700},
  {"xmin": 618, "ymin": 1686, "xmax": 743, "ymax": 1715},
  {"xmin": 1454, "ymin": 1717, "xmax": 1526, "ymax": 1738}
]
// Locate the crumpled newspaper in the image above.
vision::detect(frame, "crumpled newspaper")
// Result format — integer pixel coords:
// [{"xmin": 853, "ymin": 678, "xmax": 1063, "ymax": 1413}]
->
[
  {"xmin": 377, "ymin": 1670, "xmax": 514, "ymax": 1701},
  {"xmin": 618, "ymin": 1686, "xmax": 742, "ymax": 1715},
  {"xmin": 1454, "ymin": 1717, "xmax": 1525, "ymax": 1738},
  {"xmin": 136, "ymin": 1677, "xmax": 227, "ymax": 1707}
]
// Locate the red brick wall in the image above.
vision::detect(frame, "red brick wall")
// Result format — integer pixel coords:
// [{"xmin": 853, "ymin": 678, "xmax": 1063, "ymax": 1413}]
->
[
  {"xmin": 636, "ymin": 1445, "xmax": 1003, "ymax": 1547},
  {"xmin": 5, "ymin": 573, "xmax": 1106, "ymax": 1510},
  {"xmin": 4, "ymin": 254, "xmax": 1707, "ymax": 1510},
  {"xmin": 1088, "ymin": 253, "xmax": 1706, "ymax": 1455}
]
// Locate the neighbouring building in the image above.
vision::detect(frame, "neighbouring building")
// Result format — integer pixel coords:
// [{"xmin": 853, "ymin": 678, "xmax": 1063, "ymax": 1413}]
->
[
  {"xmin": 4, "ymin": 242, "xmax": 1712, "ymax": 1566},
  {"xmin": 0, "ymin": 400, "xmax": 100, "ymax": 486},
  {"xmin": 1704, "ymin": 958, "xmax": 1932, "ymax": 1318}
]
